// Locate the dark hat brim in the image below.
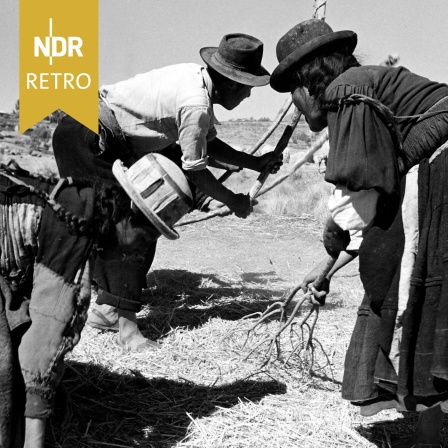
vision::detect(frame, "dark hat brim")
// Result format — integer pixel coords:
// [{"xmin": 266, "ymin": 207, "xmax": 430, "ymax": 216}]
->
[
  {"xmin": 270, "ymin": 31, "xmax": 357, "ymax": 92},
  {"xmin": 200, "ymin": 47, "xmax": 271, "ymax": 87}
]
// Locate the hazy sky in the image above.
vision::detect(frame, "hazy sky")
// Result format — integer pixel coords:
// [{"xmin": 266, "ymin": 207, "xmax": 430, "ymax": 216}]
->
[{"xmin": 1, "ymin": 0, "xmax": 447, "ymax": 121}]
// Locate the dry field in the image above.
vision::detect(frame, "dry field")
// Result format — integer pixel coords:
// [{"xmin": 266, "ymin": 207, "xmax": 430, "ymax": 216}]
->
[{"xmin": 1, "ymin": 119, "xmax": 447, "ymax": 447}]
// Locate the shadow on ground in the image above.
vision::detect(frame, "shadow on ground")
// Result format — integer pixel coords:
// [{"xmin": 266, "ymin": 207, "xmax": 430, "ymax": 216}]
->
[
  {"xmin": 145, "ymin": 268, "xmax": 286, "ymax": 303},
  {"xmin": 353, "ymin": 413, "xmax": 417, "ymax": 447},
  {"xmin": 138, "ymin": 269, "xmax": 344, "ymax": 335},
  {"xmin": 353, "ymin": 412, "xmax": 448, "ymax": 447},
  {"xmin": 45, "ymin": 361, "xmax": 287, "ymax": 448}
]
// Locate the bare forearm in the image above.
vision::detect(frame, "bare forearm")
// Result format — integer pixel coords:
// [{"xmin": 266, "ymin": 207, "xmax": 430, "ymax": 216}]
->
[
  {"xmin": 302, "ymin": 250, "xmax": 357, "ymax": 295},
  {"xmin": 327, "ymin": 250, "xmax": 358, "ymax": 280},
  {"xmin": 311, "ymin": 251, "xmax": 358, "ymax": 281},
  {"xmin": 207, "ymin": 138, "xmax": 260, "ymax": 171},
  {"xmin": 187, "ymin": 168, "xmax": 235, "ymax": 205},
  {"xmin": 207, "ymin": 158, "xmax": 240, "ymax": 171}
]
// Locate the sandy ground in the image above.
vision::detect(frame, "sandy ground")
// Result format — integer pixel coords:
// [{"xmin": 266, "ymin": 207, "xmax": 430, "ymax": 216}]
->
[{"xmin": 156, "ymin": 213, "xmax": 360, "ymax": 295}]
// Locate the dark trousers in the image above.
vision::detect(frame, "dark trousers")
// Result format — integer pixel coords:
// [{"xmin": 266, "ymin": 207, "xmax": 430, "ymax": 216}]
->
[
  {"xmin": 52, "ymin": 115, "xmax": 157, "ymax": 312},
  {"xmin": 52, "ymin": 114, "xmax": 212, "ymax": 310}
]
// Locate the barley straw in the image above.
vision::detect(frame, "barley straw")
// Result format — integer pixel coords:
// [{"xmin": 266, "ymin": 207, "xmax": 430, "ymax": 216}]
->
[{"xmin": 42, "ymin": 217, "xmax": 421, "ymax": 448}]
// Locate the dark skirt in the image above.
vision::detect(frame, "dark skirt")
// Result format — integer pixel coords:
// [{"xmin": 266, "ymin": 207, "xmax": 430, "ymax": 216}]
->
[{"xmin": 342, "ymin": 147, "xmax": 448, "ymax": 414}]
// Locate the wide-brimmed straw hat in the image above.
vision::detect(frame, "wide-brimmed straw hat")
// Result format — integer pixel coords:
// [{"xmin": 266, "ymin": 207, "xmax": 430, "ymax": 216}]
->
[
  {"xmin": 200, "ymin": 33, "xmax": 270, "ymax": 87},
  {"xmin": 113, "ymin": 153, "xmax": 193, "ymax": 240},
  {"xmin": 270, "ymin": 19, "xmax": 357, "ymax": 92}
]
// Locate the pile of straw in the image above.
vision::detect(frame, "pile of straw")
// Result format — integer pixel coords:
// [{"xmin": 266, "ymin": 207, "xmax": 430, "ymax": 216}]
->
[{"xmin": 44, "ymin": 218, "xmax": 444, "ymax": 448}]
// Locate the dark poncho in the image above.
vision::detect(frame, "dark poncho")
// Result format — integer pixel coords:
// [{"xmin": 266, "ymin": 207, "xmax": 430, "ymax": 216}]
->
[
  {"xmin": 325, "ymin": 65, "xmax": 448, "ymax": 195},
  {"xmin": 0, "ymin": 169, "xmax": 94, "ymax": 446}
]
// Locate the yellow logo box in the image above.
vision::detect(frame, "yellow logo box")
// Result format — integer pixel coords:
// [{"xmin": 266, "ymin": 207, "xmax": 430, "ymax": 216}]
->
[{"xmin": 20, "ymin": 0, "xmax": 98, "ymax": 133}]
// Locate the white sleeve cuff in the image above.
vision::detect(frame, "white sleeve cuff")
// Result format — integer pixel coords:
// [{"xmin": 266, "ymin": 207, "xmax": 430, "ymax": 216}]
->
[
  {"xmin": 181, "ymin": 155, "xmax": 209, "ymax": 171},
  {"xmin": 346, "ymin": 229, "xmax": 363, "ymax": 251},
  {"xmin": 328, "ymin": 186, "xmax": 379, "ymax": 231}
]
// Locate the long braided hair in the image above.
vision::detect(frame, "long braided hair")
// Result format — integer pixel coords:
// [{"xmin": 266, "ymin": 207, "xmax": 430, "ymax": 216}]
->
[
  {"xmin": 49, "ymin": 180, "xmax": 148, "ymax": 239},
  {"xmin": 0, "ymin": 163, "xmax": 146, "ymax": 240}
]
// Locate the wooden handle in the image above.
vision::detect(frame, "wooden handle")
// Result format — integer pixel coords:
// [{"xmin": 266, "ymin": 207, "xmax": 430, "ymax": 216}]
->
[
  {"xmin": 249, "ymin": 108, "xmax": 302, "ymax": 199},
  {"xmin": 174, "ymin": 205, "xmax": 232, "ymax": 227},
  {"xmin": 256, "ymin": 128, "xmax": 328, "ymax": 199},
  {"xmin": 218, "ymin": 98, "xmax": 293, "ymax": 184}
]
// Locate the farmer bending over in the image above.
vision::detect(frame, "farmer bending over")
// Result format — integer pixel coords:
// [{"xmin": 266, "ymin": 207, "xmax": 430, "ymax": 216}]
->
[
  {"xmin": 0, "ymin": 156, "xmax": 178, "ymax": 447},
  {"xmin": 52, "ymin": 33, "xmax": 282, "ymax": 352},
  {"xmin": 271, "ymin": 19, "xmax": 448, "ymax": 447}
]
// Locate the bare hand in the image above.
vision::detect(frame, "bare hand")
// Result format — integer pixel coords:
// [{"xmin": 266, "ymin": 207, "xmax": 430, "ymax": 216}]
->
[
  {"xmin": 227, "ymin": 193, "xmax": 256, "ymax": 218},
  {"xmin": 301, "ymin": 269, "xmax": 330, "ymax": 306},
  {"xmin": 307, "ymin": 285, "xmax": 329, "ymax": 306},
  {"xmin": 257, "ymin": 152, "xmax": 283, "ymax": 174}
]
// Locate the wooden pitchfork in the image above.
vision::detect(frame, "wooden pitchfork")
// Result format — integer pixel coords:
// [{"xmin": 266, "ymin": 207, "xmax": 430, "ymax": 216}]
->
[{"xmin": 231, "ymin": 255, "xmax": 337, "ymax": 369}]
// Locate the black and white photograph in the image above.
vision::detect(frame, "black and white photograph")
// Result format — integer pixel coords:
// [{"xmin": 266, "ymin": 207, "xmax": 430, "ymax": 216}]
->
[{"xmin": 1, "ymin": 0, "xmax": 448, "ymax": 446}]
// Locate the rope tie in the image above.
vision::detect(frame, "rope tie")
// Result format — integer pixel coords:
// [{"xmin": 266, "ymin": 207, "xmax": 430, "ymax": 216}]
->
[
  {"xmin": 324, "ymin": 93, "xmax": 448, "ymax": 173},
  {"xmin": 0, "ymin": 167, "xmax": 93, "ymax": 236},
  {"xmin": 324, "ymin": 94, "xmax": 408, "ymax": 171}
]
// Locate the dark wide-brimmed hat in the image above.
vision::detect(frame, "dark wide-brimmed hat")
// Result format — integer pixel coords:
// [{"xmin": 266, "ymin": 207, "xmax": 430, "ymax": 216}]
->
[
  {"xmin": 270, "ymin": 19, "xmax": 357, "ymax": 92},
  {"xmin": 200, "ymin": 33, "xmax": 270, "ymax": 87}
]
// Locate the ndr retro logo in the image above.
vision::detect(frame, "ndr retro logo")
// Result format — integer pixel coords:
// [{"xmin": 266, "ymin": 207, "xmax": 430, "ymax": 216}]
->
[{"xmin": 27, "ymin": 18, "xmax": 91, "ymax": 90}]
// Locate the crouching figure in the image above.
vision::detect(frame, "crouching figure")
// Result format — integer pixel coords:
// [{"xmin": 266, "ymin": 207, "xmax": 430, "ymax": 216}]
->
[{"xmin": 0, "ymin": 154, "xmax": 189, "ymax": 447}]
